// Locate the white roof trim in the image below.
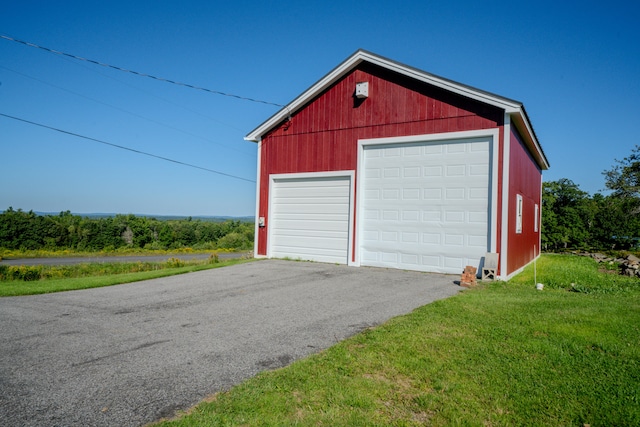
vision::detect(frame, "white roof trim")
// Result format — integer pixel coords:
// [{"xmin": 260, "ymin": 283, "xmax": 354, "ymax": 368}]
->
[{"xmin": 245, "ymin": 49, "xmax": 548, "ymax": 169}]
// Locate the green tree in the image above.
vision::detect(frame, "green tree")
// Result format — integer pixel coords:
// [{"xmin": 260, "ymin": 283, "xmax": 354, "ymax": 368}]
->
[
  {"xmin": 601, "ymin": 145, "xmax": 640, "ymax": 249},
  {"xmin": 0, "ymin": 209, "xmax": 255, "ymax": 252},
  {"xmin": 603, "ymin": 145, "xmax": 640, "ymax": 197},
  {"xmin": 590, "ymin": 194, "xmax": 640, "ymax": 250},
  {"xmin": 541, "ymin": 179, "xmax": 592, "ymax": 250},
  {"xmin": 0, "ymin": 208, "xmax": 43, "ymax": 250}
]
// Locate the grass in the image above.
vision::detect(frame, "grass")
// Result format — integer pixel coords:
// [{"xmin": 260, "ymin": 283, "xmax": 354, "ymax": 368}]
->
[
  {"xmin": 154, "ymin": 254, "xmax": 639, "ymax": 426},
  {"xmin": 0, "ymin": 246, "xmax": 240, "ymax": 260},
  {"xmin": 0, "ymin": 257, "xmax": 254, "ymax": 297}
]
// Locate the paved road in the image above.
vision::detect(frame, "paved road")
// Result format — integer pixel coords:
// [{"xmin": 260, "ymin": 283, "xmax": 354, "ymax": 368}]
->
[
  {"xmin": 0, "ymin": 260, "xmax": 460, "ymax": 426},
  {"xmin": 0, "ymin": 252, "xmax": 247, "ymax": 266}
]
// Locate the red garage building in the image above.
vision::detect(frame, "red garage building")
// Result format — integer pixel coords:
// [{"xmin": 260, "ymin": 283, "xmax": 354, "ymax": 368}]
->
[{"xmin": 245, "ymin": 50, "xmax": 549, "ymax": 279}]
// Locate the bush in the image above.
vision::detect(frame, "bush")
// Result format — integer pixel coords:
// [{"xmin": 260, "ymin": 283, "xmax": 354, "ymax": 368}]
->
[
  {"xmin": 0, "ymin": 265, "xmax": 43, "ymax": 281},
  {"xmin": 216, "ymin": 232, "xmax": 250, "ymax": 250},
  {"xmin": 143, "ymin": 242, "xmax": 165, "ymax": 251},
  {"xmin": 165, "ymin": 257, "xmax": 185, "ymax": 268}
]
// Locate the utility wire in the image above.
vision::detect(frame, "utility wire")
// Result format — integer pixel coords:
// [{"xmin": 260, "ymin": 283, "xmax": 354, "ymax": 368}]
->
[
  {"xmin": 0, "ymin": 34, "xmax": 284, "ymax": 108},
  {"xmin": 0, "ymin": 112, "xmax": 256, "ymax": 183},
  {"xmin": 49, "ymin": 52, "xmax": 252, "ymax": 133},
  {"xmin": 0, "ymin": 64, "xmax": 255, "ymax": 156}
]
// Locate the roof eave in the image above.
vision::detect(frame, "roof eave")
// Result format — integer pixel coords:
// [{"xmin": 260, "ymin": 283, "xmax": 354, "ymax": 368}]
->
[
  {"xmin": 245, "ymin": 52, "xmax": 368, "ymax": 142},
  {"xmin": 509, "ymin": 107, "xmax": 550, "ymax": 170},
  {"xmin": 246, "ymin": 50, "xmax": 549, "ymax": 171},
  {"xmin": 245, "ymin": 50, "xmax": 524, "ymax": 141}
]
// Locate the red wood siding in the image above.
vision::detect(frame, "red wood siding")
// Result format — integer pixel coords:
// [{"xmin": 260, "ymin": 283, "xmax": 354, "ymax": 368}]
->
[
  {"xmin": 506, "ymin": 125, "xmax": 542, "ymax": 274},
  {"xmin": 257, "ymin": 63, "xmax": 503, "ymax": 256}
]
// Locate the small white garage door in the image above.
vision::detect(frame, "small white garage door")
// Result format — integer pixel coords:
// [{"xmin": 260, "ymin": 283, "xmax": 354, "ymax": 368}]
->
[
  {"xmin": 360, "ymin": 137, "xmax": 490, "ymax": 274},
  {"xmin": 270, "ymin": 175, "xmax": 351, "ymax": 264}
]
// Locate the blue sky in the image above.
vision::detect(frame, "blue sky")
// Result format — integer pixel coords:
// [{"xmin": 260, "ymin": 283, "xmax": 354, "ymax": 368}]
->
[{"xmin": 1, "ymin": 1, "xmax": 638, "ymax": 216}]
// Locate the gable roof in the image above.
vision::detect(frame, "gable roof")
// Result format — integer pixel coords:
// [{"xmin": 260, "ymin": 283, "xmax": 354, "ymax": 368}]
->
[{"xmin": 245, "ymin": 49, "xmax": 549, "ymax": 170}]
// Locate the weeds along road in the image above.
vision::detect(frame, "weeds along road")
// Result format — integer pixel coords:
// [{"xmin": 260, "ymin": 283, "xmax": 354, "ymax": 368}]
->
[{"xmin": 0, "ymin": 252, "xmax": 248, "ymax": 266}]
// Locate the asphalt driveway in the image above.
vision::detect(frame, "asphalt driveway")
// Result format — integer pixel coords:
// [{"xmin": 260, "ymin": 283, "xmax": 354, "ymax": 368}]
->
[{"xmin": 0, "ymin": 260, "xmax": 460, "ymax": 426}]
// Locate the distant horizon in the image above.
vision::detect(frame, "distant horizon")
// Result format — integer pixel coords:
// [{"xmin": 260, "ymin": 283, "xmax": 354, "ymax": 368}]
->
[{"xmin": 1, "ymin": 208, "xmax": 254, "ymax": 220}]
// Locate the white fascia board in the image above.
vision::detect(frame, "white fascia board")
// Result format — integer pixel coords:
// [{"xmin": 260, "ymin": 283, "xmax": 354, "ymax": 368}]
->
[
  {"xmin": 244, "ymin": 53, "xmax": 367, "ymax": 142},
  {"xmin": 358, "ymin": 50, "xmax": 523, "ymax": 112},
  {"xmin": 509, "ymin": 108, "xmax": 549, "ymax": 170},
  {"xmin": 245, "ymin": 50, "xmax": 525, "ymax": 142},
  {"xmin": 500, "ymin": 113, "xmax": 511, "ymax": 278}
]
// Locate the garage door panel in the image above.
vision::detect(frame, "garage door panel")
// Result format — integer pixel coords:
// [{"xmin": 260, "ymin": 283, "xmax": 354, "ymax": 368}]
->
[
  {"xmin": 273, "ymin": 245, "xmax": 347, "ymax": 260},
  {"xmin": 271, "ymin": 176, "xmax": 351, "ymax": 265},
  {"xmin": 422, "ymin": 232, "xmax": 441, "ymax": 245},
  {"xmin": 361, "ymin": 137, "xmax": 490, "ymax": 274},
  {"xmin": 274, "ymin": 198, "xmax": 348, "ymax": 204},
  {"xmin": 273, "ymin": 235, "xmax": 347, "ymax": 250},
  {"xmin": 274, "ymin": 198, "xmax": 347, "ymax": 207},
  {"xmin": 275, "ymin": 179, "xmax": 349, "ymax": 188},
  {"xmin": 274, "ymin": 205, "xmax": 349, "ymax": 215},
  {"xmin": 275, "ymin": 193, "xmax": 349, "ymax": 201},
  {"xmin": 422, "ymin": 255, "xmax": 441, "ymax": 267},
  {"xmin": 470, "ymin": 163, "xmax": 490, "ymax": 176},
  {"xmin": 468, "ymin": 234, "xmax": 489, "ymax": 248},
  {"xmin": 273, "ymin": 222, "xmax": 347, "ymax": 234},
  {"xmin": 445, "ymin": 143, "xmax": 466, "ymax": 154},
  {"xmin": 272, "ymin": 221, "xmax": 345, "ymax": 232}
]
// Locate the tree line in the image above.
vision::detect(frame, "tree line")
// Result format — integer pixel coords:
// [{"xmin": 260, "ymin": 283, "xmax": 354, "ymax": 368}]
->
[
  {"xmin": 542, "ymin": 145, "xmax": 640, "ymax": 252},
  {"xmin": 0, "ymin": 209, "xmax": 254, "ymax": 251},
  {"xmin": 3, "ymin": 146, "xmax": 639, "ymax": 254}
]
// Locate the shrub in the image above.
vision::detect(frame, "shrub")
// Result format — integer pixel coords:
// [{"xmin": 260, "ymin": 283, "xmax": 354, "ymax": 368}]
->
[
  {"xmin": 216, "ymin": 232, "xmax": 250, "ymax": 250},
  {"xmin": 165, "ymin": 257, "xmax": 185, "ymax": 268},
  {"xmin": 143, "ymin": 242, "xmax": 164, "ymax": 251},
  {"xmin": 0, "ymin": 265, "xmax": 44, "ymax": 281}
]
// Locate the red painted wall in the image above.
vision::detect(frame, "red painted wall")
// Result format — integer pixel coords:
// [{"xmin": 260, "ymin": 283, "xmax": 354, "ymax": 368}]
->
[
  {"xmin": 257, "ymin": 63, "xmax": 504, "ymax": 257},
  {"xmin": 506, "ymin": 125, "xmax": 542, "ymax": 275}
]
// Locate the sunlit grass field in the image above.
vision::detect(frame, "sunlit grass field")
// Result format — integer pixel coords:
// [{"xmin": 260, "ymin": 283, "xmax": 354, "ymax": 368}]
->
[{"xmin": 0, "ymin": 255, "xmax": 253, "ymax": 296}]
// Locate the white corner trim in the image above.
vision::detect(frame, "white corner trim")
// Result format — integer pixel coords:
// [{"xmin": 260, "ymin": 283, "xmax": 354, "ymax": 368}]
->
[
  {"xmin": 501, "ymin": 114, "xmax": 511, "ymax": 277},
  {"xmin": 539, "ymin": 180, "xmax": 543, "ymax": 253},
  {"xmin": 253, "ymin": 138, "xmax": 262, "ymax": 258},
  {"xmin": 267, "ymin": 170, "xmax": 356, "ymax": 266},
  {"xmin": 489, "ymin": 131, "xmax": 500, "ymax": 253}
]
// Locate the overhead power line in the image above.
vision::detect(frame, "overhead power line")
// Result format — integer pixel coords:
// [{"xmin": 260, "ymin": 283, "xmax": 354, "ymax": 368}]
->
[
  {"xmin": 0, "ymin": 64, "xmax": 255, "ymax": 156},
  {"xmin": 0, "ymin": 34, "xmax": 284, "ymax": 108},
  {"xmin": 0, "ymin": 112, "xmax": 256, "ymax": 183}
]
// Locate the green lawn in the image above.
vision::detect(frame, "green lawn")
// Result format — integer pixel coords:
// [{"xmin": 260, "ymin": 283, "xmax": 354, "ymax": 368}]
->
[
  {"xmin": 154, "ymin": 254, "xmax": 639, "ymax": 426},
  {"xmin": 0, "ymin": 257, "xmax": 254, "ymax": 296}
]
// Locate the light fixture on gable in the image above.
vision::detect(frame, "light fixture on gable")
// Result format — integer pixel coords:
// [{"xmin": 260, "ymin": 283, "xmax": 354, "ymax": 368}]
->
[{"xmin": 355, "ymin": 81, "xmax": 369, "ymax": 99}]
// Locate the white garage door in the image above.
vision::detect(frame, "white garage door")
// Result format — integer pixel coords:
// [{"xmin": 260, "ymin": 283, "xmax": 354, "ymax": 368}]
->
[
  {"xmin": 270, "ymin": 175, "xmax": 351, "ymax": 264},
  {"xmin": 360, "ymin": 137, "xmax": 490, "ymax": 274}
]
